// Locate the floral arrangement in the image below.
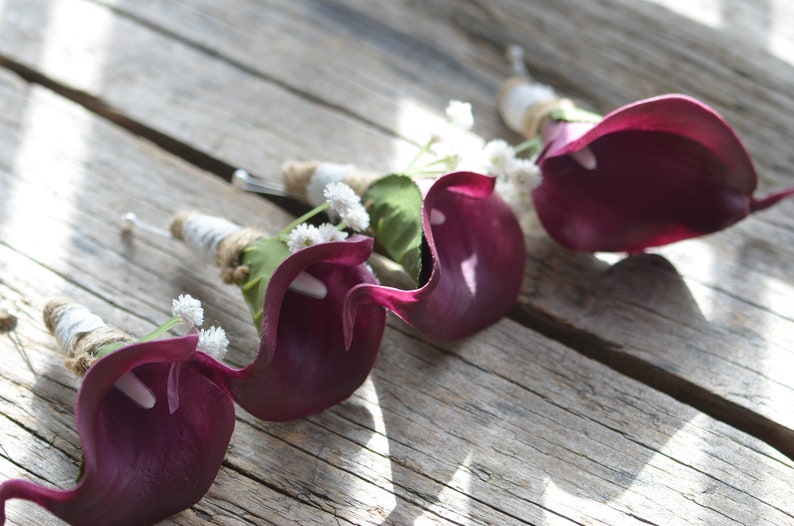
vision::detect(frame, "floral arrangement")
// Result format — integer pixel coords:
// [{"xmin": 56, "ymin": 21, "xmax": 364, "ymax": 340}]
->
[
  {"xmin": 0, "ymin": 297, "xmax": 235, "ymax": 526},
  {"xmin": 275, "ymin": 104, "xmax": 526, "ymax": 343},
  {"xmin": 3, "ymin": 39, "xmax": 791, "ymax": 526},
  {"xmin": 167, "ymin": 185, "xmax": 385, "ymax": 422},
  {"xmin": 495, "ymin": 45, "xmax": 794, "ymax": 253}
]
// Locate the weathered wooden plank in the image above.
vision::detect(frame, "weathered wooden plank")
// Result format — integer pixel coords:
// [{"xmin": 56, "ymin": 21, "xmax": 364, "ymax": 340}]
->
[
  {"xmin": 97, "ymin": 2, "xmax": 794, "ymax": 447},
  {"xmin": 50, "ymin": 0, "xmax": 794, "ymax": 442},
  {"xmin": 1, "ymin": 69, "xmax": 793, "ymax": 525},
  {"xmin": 0, "ymin": 0, "xmax": 417, "ymax": 176},
  {"xmin": 515, "ymin": 226, "xmax": 794, "ymax": 452},
  {"xmin": 43, "ymin": 0, "xmax": 794, "ymax": 189},
  {"xmin": 0, "ymin": 73, "xmax": 393, "ymax": 525}
]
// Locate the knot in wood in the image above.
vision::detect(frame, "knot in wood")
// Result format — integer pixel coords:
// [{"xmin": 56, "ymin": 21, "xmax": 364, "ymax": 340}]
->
[{"xmin": 0, "ymin": 306, "xmax": 17, "ymax": 332}]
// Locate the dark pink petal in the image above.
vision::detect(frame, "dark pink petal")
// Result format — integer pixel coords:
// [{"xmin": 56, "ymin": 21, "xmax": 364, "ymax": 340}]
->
[
  {"xmin": 0, "ymin": 333, "xmax": 235, "ymax": 526},
  {"xmin": 198, "ymin": 235, "xmax": 385, "ymax": 422},
  {"xmin": 534, "ymin": 94, "xmax": 793, "ymax": 252},
  {"xmin": 344, "ymin": 171, "xmax": 525, "ymax": 342}
]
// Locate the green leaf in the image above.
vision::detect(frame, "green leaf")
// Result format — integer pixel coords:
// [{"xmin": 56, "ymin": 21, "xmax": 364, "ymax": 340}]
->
[
  {"xmin": 238, "ymin": 237, "xmax": 291, "ymax": 334},
  {"xmin": 548, "ymin": 106, "xmax": 602, "ymax": 124},
  {"xmin": 364, "ymin": 174, "xmax": 424, "ymax": 284}
]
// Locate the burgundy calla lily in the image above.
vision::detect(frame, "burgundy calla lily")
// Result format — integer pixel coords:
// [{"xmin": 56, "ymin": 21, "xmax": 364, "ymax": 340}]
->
[
  {"xmin": 194, "ymin": 235, "xmax": 386, "ymax": 422},
  {"xmin": 0, "ymin": 333, "xmax": 235, "ymax": 526},
  {"xmin": 344, "ymin": 171, "xmax": 525, "ymax": 343},
  {"xmin": 534, "ymin": 94, "xmax": 794, "ymax": 252}
]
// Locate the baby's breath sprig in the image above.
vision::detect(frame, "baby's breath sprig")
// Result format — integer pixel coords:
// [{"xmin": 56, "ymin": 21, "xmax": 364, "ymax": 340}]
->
[
  {"xmin": 96, "ymin": 294, "xmax": 204, "ymax": 360},
  {"xmin": 280, "ymin": 181, "xmax": 368, "ymax": 254},
  {"xmin": 44, "ymin": 294, "xmax": 230, "ymax": 410},
  {"xmin": 198, "ymin": 325, "xmax": 229, "ymax": 360}
]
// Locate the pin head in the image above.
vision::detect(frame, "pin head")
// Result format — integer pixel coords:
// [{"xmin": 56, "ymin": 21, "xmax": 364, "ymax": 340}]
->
[{"xmin": 506, "ymin": 44, "xmax": 528, "ymax": 77}]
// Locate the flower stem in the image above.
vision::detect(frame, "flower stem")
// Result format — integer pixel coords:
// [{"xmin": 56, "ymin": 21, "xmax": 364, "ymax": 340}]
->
[
  {"xmin": 513, "ymin": 136, "xmax": 543, "ymax": 159},
  {"xmin": 93, "ymin": 316, "xmax": 182, "ymax": 360},
  {"xmin": 94, "ymin": 341, "xmax": 126, "ymax": 359},
  {"xmin": 139, "ymin": 316, "xmax": 182, "ymax": 342},
  {"xmin": 402, "ymin": 137, "xmax": 437, "ymax": 175},
  {"xmin": 279, "ymin": 202, "xmax": 330, "ymax": 236}
]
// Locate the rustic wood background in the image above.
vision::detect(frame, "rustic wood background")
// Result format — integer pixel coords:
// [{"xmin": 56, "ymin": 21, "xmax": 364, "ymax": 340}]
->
[{"xmin": 0, "ymin": 0, "xmax": 793, "ymax": 524}]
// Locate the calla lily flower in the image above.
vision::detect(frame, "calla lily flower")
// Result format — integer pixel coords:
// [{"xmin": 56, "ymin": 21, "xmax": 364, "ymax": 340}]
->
[
  {"xmin": 533, "ymin": 95, "xmax": 794, "ymax": 253},
  {"xmin": 197, "ymin": 235, "xmax": 385, "ymax": 422},
  {"xmin": 171, "ymin": 212, "xmax": 385, "ymax": 422},
  {"xmin": 343, "ymin": 171, "xmax": 525, "ymax": 343},
  {"xmin": 0, "ymin": 332, "xmax": 236, "ymax": 526}
]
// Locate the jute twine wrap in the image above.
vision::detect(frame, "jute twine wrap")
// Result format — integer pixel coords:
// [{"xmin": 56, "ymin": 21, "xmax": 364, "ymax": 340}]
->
[
  {"xmin": 170, "ymin": 211, "xmax": 265, "ymax": 285},
  {"xmin": 43, "ymin": 299, "xmax": 135, "ymax": 377},
  {"xmin": 282, "ymin": 160, "xmax": 382, "ymax": 201},
  {"xmin": 519, "ymin": 97, "xmax": 575, "ymax": 139},
  {"xmin": 497, "ymin": 77, "xmax": 575, "ymax": 139}
]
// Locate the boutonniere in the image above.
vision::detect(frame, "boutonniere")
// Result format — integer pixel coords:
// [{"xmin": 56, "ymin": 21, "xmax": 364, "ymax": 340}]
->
[
  {"xmin": 168, "ymin": 184, "xmax": 385, "ymax": 421},
  {"xmin": 497, "ymin": 45, "xmax": 794, "ymax": 253},
  {"xmin": 271, "ymin": 101, "xmax": 525, "ymax": 342},
  {"xmin": 0, "ymin": 297, "xmax": 235, "ymax": 526}
]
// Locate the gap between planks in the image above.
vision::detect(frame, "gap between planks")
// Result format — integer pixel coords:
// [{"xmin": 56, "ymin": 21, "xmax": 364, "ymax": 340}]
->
[{"xmin": 0, "ymin": 52, "xmax": 309, "ymax": 220}]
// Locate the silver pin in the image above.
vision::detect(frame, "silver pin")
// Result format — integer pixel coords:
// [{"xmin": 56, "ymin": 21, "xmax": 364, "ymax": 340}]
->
[
  {"xmin": 232, "ymin": 169, "xmax": 293, "ymax": 197},
  {"xmin": 120, "ymin": 212, "xmax": 171, "ymax": 238},
  {"xmin": 506, "ymin": 44, "xmax": 529, "ymax": 77}
]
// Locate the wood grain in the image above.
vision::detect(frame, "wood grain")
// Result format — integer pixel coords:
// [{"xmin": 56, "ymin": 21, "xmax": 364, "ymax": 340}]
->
[
  {"xmin": 1, "ymin": 69, "xmax": 793, "ymax": 524},
  {"xmin": 0, "ymin": 0, "xmax": 793, "ymax": 524},
  {"xmin": 42, "ymin": 0, "xmax": 793, "ymax": 441}
]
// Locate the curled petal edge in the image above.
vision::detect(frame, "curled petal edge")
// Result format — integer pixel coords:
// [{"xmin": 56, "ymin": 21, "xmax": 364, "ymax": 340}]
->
[
  {"xmin": 540, "ymin": 94, "xmax": 758, "ymax": 194},
  {"xmin": 194, "ymin": 235, "xmax": 386, "ymax": 421},
  {"xmin": 344, "ymin": 171, "xmax": 524, "ymax": 344},
  {"xmin": 1, "ymin": 333, "xmax": 236, "ymax": 526}
]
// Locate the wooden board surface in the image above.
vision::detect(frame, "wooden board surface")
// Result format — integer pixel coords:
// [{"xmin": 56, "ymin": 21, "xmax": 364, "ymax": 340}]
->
[
  {"xmin": 1, "ymin": 0, "xmax": 793, "ymax": 444},
  {"xmin": 0, "ymin": 1, "xmax": 793, "ymax": 524}
]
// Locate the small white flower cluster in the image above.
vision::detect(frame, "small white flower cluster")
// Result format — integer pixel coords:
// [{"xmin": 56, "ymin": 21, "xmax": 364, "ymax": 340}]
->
[
  {"xmin": 172, "ymin": 294, "xmax": 204, "ymax": 328},
  {"xmin": 412, "ymin": 99, "xmax": 544, "ymax": 236},
  {"xmin": 479, "ymin": 139, "xmax": 538, "ymax": 181},
  {"xmin": 286, "ymin": 222, "xmax": 349, "ymax": 253},
  {"xmin": 458, "ymin": 138, "xmax": 545, "ymax": 237},
  {"xmin": 323, "ymin": 182, "xmax": 370, "ymax": 232},
  {"xmin": 429, "ymin": 100, "xmax": 477, "ymax": 173},
  {"xmin": 198, "ymin": 325, "xmax": 229, "ymax": 360},
  {"xmin": 437, "ymin": 100, "xmax": 537, "ymax": 184},
  {"xmin": 171, "ymin": 294, "xmax": 229, "ymax": 360},
  {"xmin": 445, "ymin": 100, "xmax": 474, "ymax": 131},
  {"xmin": 284, "ymin": 181, "xmax": 368, "ymax": 254}
]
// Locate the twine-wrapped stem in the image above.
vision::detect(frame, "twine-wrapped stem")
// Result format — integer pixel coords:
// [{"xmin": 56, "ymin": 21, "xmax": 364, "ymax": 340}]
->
[
  {"xmin": 170, "ymin": 211, "xmax": 264, "ymax": 284},
  {"xmin": 43, "ymin": 299, "xmax": 135, "ymax": 377},
  {"xmin": 282, "ymin": 161, "xmax": 381, "ymax": 205}
]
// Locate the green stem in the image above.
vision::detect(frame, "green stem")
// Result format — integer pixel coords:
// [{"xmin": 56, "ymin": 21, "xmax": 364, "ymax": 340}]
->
[
  {"xmin": 94, "ymin": 315, "xmax": 182, "ymax": 359},
  {"xmin": 403, "ymin": 155, "xmax": 456, "ymax": 178},
  {"xmin": 279, "ymin": 202, "xmax": 330, "ymax": 236},
  {"xmin": 94, "ymin": 341, "xmax": 126, "ymax": 359},
  {"xmin": 138, "ymin": 316, "xmax": 182, "ymax": 342},
  {"xmin": 402, "ymin": 137, "xmax": 437, "ymax": 175},
  {"xmin": 420, "ymin": 157, "xmax": 455, "ymax": 169},
  {"xmin": 410, "ymin": 168, "xmax": 448, "ymax": 178},
  {"xmin": 513, "ymin": 136, "xmax": 543, "ymax": 157}
]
